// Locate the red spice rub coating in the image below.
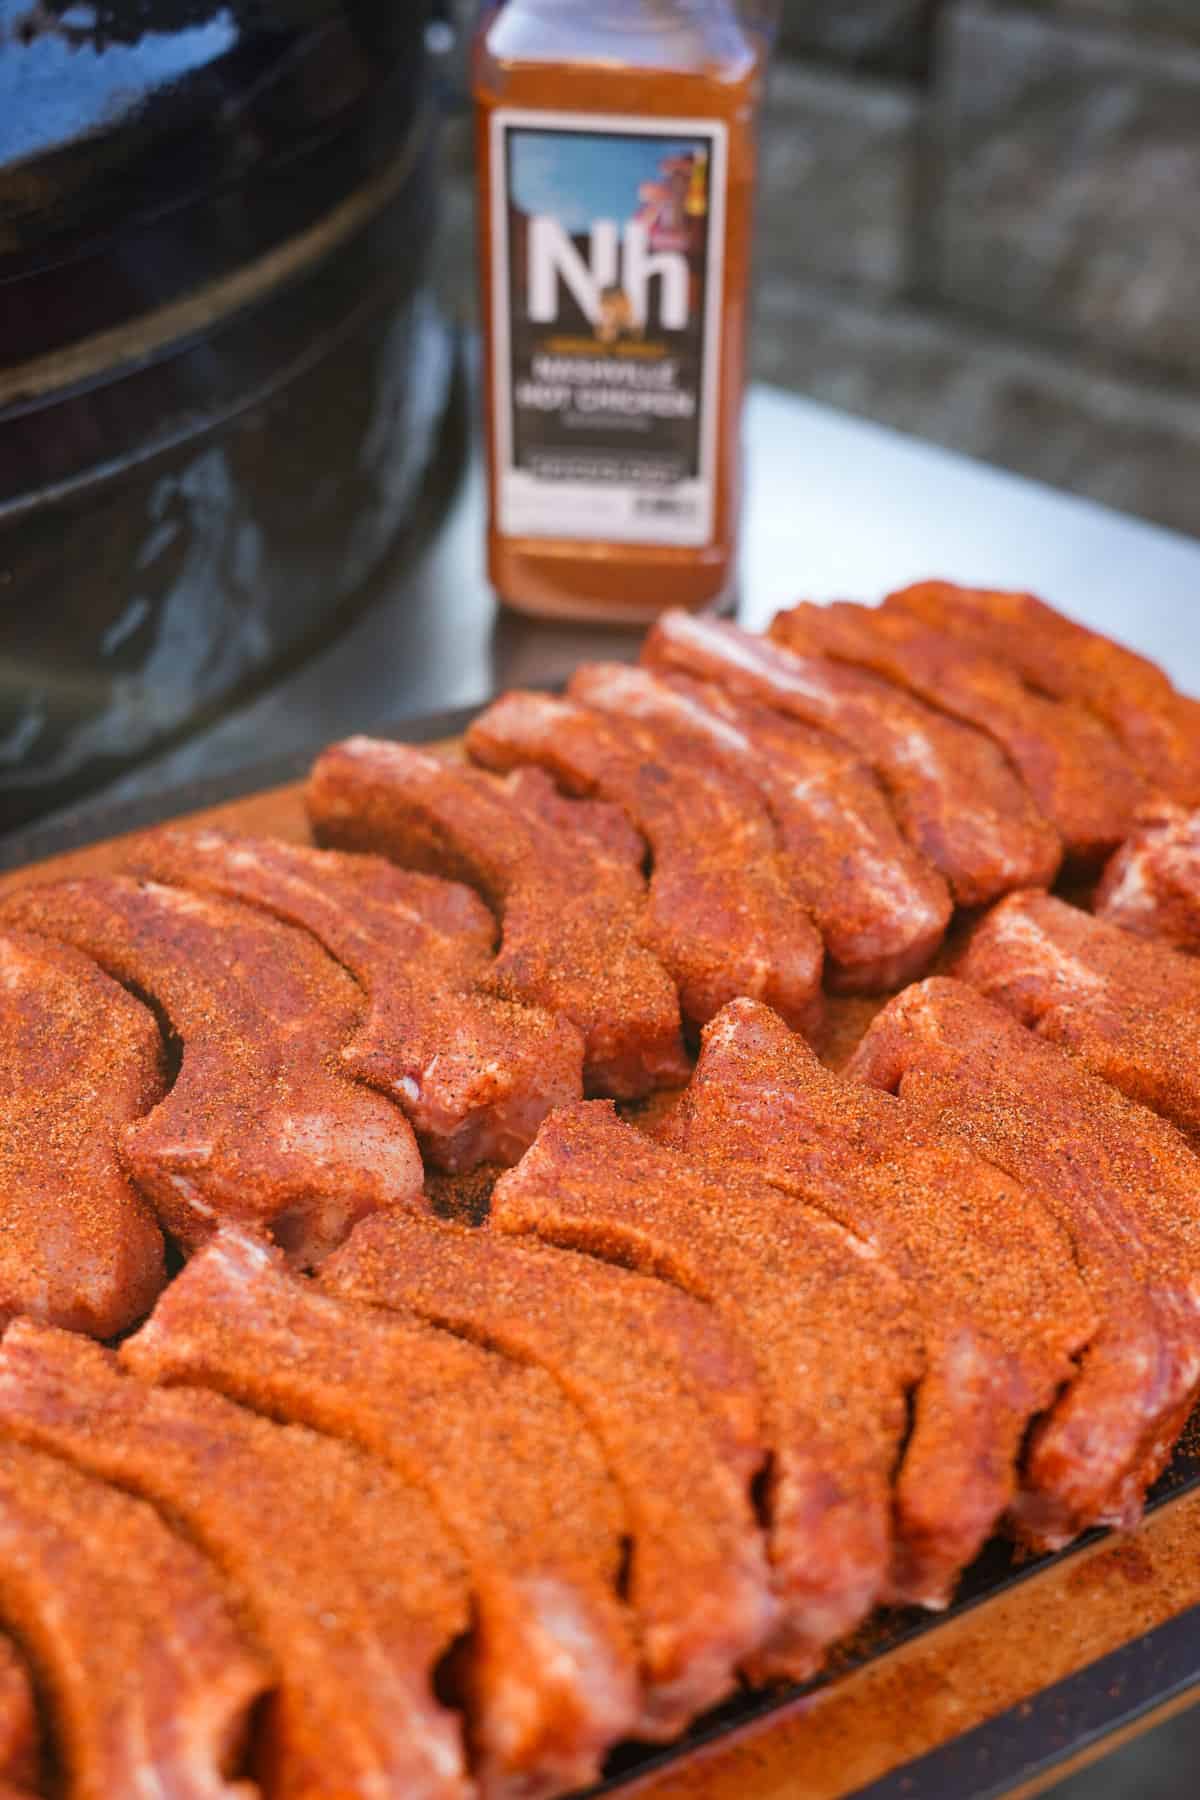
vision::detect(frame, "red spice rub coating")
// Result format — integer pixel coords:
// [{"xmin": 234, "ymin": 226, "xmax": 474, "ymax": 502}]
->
[
  {"xmin": 489, "ymin": 1101, "xmax": 922, "ymax": 1682},
  {"xmin": 572, "ymin": 661, "xmax": 951, "ymax": 993},
  {"xmin": 667, "ymin": 998, "xmax": 1094, "ymax": 1605},
  {"xmin": 1095, "ymin": 802, "xmax": 1200, "ymax": 948},
  {"xmin": 849, "ymin": 978, "xmax": 1200, "ymax": 1543},
  {"xmin": 958, "ymin": 890, "xmax": 1200, "ymax": 1139},
  {"xmin": 503, "ymin": 763, "xmax": 646, "ymax": 864},
  {"xmin": 0, "ymin": 1431, "xmax": 267, "ymax": 1800},
  {"xmin": 334, "ymin": 1206, "xmax": 763, "ymax": 1488},
  {"xmin": 0, "ymin": 877, "xmax": 424, "ymax": 1264},
  {"xmin": 774, "ymin": 600, "xmax": 1145, "ymax": 862},
  {"xmin": 0, "ymin": 929, "xmax": 166, "ymax": 1337},
  {"xmin": 0, "ymin": 1320, "xmax": 472, "ymax": 1800},
  {"xmin": 307, "ymin": 738, "xmax": 688, "ymax": 1099},
  {"xmin": 643, "ymin": 609, "xmax": 1062, "ymax": 905},
  {"xmin": 0, "ymin": 1639, "xmax": 35, "ymax": 1798},
  {"xmin": 883, "ymin": 582, "xmax": 1200, "ymax": 803},
  {"xmin": 124, "ymin": 827, "xmax": 584, "ymax": 1172},
  {"xmin": 128, "ymin": 1228, "xmax": 637, "ymax": 1800},
  {"xmin": 467, "ymin": 690, "xmax": 825, "ymax": 1037},
  {"xmin": 323, "ymin": 1210, "xmax": 777, "ymax": 1734}
]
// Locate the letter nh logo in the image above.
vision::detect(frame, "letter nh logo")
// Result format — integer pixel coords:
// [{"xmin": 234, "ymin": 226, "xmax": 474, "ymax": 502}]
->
[{"xmin": 527, "ymin": 218, "xmax": 689, "ymax": 330}]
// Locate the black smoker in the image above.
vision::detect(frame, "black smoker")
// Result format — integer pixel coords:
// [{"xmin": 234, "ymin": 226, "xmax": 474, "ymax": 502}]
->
[{"xmin": 0, "ymin": 0, "xmax": 456, "ymax": 832}]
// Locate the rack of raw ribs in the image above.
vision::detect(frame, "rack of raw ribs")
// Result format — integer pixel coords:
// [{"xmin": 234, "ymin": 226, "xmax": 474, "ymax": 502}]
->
[{"xmin": 3, "ymin": 583, "xmax": 1200, "ymax": 1800}]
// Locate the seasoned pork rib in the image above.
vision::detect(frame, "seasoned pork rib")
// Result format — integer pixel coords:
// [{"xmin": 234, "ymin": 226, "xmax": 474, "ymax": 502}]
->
[
  {"xmin": 125, "ymin": 828, "xmax": 584, "ymax": 1171},
  {"xmin": 0, "ymin": 1321, "xmax": 472, "ymax": 1800},
  {"xmin": 569, "ymin": 662, "xmax": 951, "ymax": 991},
  {"xmin": 668, "ymin": 999, "xmax": 1093, "ymax": 1602},
  {"xmin": 127, "ymin": 1229, "xmax": 638, "ymax": 1798},
  {"xmin": 0, "ymin": 1434, "xmax": 267, "ymax": 1800},
  {"xmin": 467, "ymin": 690, "xmax": 825, "ymax": 1035},
  {"xmin": 329, "ymin": 1208, "xmax": 763, "ymax": 1487},
  {"xmin": 307, "ymin": 739, "xmax": 688, "ymax": 1098},
  {"xmin": 643, "ymin": 610, "xmax": 1062, "ymax": 905},
  {"xmin": 850, "ymin": 978, "xmax": 1200, "ymax": 1542},
  {"xmin": 324, "ymin": 1210, "xmax": 777, "ymax": 1732},
  {"xmin": 883, "ymin": 583, "xmax": 1200, "ymax": 803},
  {"xmin": 0, "ymin": 929, "xmax": 166, "ymax": 1337},
  {"xmin": 490, "ymin": 1102, "xmax": 922, "ymax": 1680},
  {"xmin": 774, "ymin": 601, "xmax": 1145, "ymax": 861},
  {"xmin": 1095, "ymin": 803, "xmax": 1200, "ymax": 948},
  {"xmin": 959, "ymin": 890, "xmax": 1200, "ymax": 1139},
  {"xmin": 0, "ymin": 878, "xmax": 423, "ymax": 1263}
]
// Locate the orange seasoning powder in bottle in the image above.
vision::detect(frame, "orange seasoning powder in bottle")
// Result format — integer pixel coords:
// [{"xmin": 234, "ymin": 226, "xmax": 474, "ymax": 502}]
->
[{"xmin": 474, "ymin": 0, "xmax": 765, "ymax": 622}]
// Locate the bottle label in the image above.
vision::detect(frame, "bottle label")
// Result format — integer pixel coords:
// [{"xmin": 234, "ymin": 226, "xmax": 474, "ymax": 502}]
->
[{"xmin": 488, "ymin": 108, "xmax": 728, "ymax": 548}]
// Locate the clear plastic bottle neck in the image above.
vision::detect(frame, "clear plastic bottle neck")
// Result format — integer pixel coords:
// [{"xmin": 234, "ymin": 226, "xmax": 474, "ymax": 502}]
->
[
  {"xmin": 483, "ymin": 0, "xmax": 757, "ymax": 74},
  {"xmin": 508, "ymin": 0, "xmax": 732, "ymax": 17}
]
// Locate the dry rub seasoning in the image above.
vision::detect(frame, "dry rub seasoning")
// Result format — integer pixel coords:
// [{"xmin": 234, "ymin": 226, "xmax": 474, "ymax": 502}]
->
[{"xmin": 474, "ymin": 0, "xmax": 766, "ymax": 621}]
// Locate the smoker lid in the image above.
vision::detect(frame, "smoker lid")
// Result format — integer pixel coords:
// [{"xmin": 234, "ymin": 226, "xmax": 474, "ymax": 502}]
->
[
  {"xmin": 0, "ymin": 0, "xmax": 432, "ymax": 277},
  {"xmin": 0, "ymin": 0, "xmax": 436, "ymax": 380}
]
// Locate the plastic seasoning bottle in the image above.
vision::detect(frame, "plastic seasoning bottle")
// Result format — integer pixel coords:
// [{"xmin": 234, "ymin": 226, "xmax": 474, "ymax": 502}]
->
[{"xmin": 474, "ymin": 0, "xmax": 766, "ymax": 623}]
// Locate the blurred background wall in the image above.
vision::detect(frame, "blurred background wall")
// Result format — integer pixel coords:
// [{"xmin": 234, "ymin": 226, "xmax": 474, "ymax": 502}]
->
[{"xmin": 441, "ymin": 0, "xmax": 1200, "ymax": 540}]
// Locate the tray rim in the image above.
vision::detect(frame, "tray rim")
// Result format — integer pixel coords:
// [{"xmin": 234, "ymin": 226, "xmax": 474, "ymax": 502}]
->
[
  {"xmin": 850, "ymin": 1601, "xmax": 1200, "ymax": 1800},
  {"xmin": 0, "ymin": 702, "xmax": 482, "ymax": 875}
]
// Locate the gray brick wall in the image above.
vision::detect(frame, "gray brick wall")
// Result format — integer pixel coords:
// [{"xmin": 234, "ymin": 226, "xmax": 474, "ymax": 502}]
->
[
  {"xmin": 777, "ymin": 0, "xmax": 934, "ymax": 75},
  {"xmin": 764, "ymin": 0, "xmax": 1200, "ymax": 536},
  {"xmin": 757, "ymin": 61, "xmax": 918, "ymax": 292},
  {"xmin": 933, "ymin": 2, "xmax": 1200, "ymax": 375},
  {"xmin": 1019, "ymin": 1, "xmax": 1200, "ymax": 45}
]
